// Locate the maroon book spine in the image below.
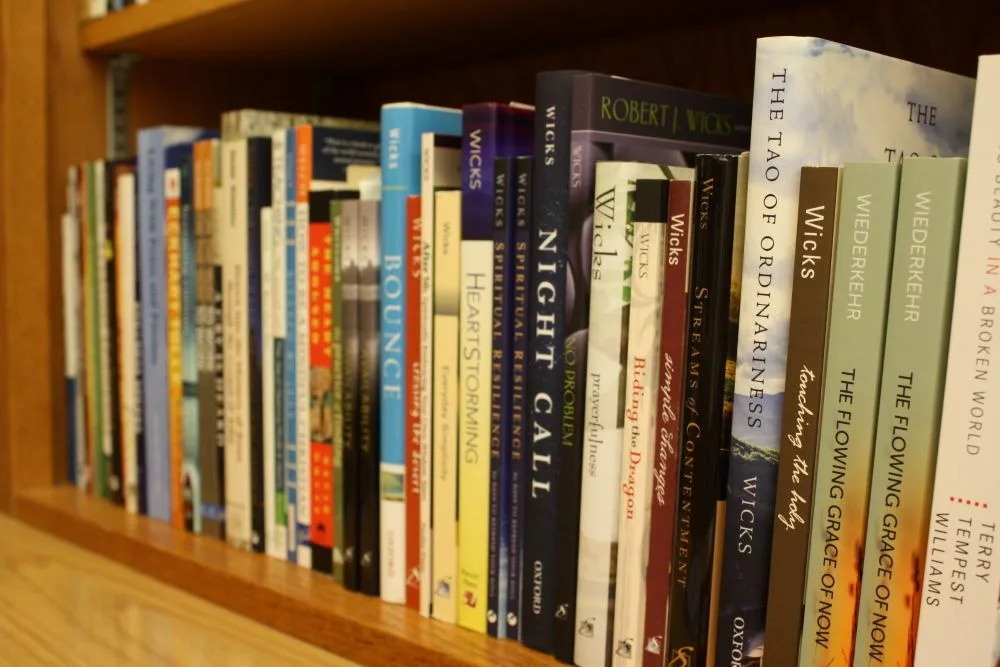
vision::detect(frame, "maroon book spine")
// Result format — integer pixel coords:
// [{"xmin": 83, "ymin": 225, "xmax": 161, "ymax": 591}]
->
[{"xmin": 641, "ymin": 177, "xmax": 693, "ymax": 665}]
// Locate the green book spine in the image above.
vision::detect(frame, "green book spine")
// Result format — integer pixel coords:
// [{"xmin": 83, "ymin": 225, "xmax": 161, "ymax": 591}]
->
[
  {"xmin": 853, "ymin": 156, "xmax": 966, "ymax": 666},
  {"xmin": 799, "ymin": 162, "xmax": 901, "ymax": 666},
  {"xmin": 331, "ymin": 198, "xmax": 346, "ymax": 584}
]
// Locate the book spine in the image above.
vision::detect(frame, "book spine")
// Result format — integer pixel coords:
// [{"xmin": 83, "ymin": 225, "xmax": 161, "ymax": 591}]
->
[
  {"xmin": 667, "ymin": 155, "xmax": 739, "ymax": 665},
  {"xmin": 854, "ymin": 157, "xmax": 967, "ymax": 666},
  {"xmin": 195, "ymin": 141, "xmax": 224, "ymax": 539},
  {"xmin": 405, "ymin": 194, "xmax": 423, "ymax": 610},
  {"xmin": 762, "ymin": 165, "xmax": 843, "ymax": 665},
  {"xmin": 432, "ymin": 189, "xmax": 462, "ymax": 622},
  {"xmin": 913, "ymin": 57, "xmax": 1000, "ymax": 667},
  {"xmin": 285, "ymin": 128, "xmax": 299, "ymax": 564},
  {"xmin": 457, "ymin": 106, "xmax": 501, "ymax": 634},
  {"xmin": 573, "ymin": 161, "xmax": 642, "ymax": 667},
  {"xmin": 457, "ymin": 230, "xmax": 493, "ymax": 634},
  {"xmin": 105, "ymin": 164, "xmax": 124, "ymax": 506},
  {"xmin": 82, "ymin": 164, "xmax": 97, "ymax": 496},
  {"xmin": 135, "ymin": 159, "xmax": 148, "ymax": 514},
  {"xmin": 342, "ymin": 200, "xmax": 361, "ymax": 591},
  {"xmin": 332, "ymin": 199, "xmax": 346, "ymax": 584},
  {"xmin": 359, "ymin": 198, "xmax": 382, "ymax": 596},
  {"xmin": 524, "ymin": 71, "xmax": 577, "ymax": 652},
  {"xmin": 554, "ymin": 134, "xmax": 602, "ymax": 664},
  {"xmin": 222, "ymin": 139, "xmax": 251, "ymax": 550},
  {"xmin": 641, "ymin": 177, "xmax": 691, "ymax": 667},
  {"xmin": 62, "ymin": 198, "xmax": 83, "ymax": 491},
  {"xmin": 294, "ymin": 127, "xmax": 312, "ymax": 568},
  {"xmin": 798, "ymin": 162, "xmax": 899, "ymax": 666},
  {"xmin": 262, "ymin": 204, "xmax": 275, "ymax": 550},
  {"xmin": 248, "ymin": 139, "xmax": 270, "ymax": 553},
  {"xmin": 507, "ymin": 156, "xmax": 532, "ymax": 640},
  {"xmin": 270, "ymin": 129, "xmax": 288, "ymax": 559},
  {"xmin": 417, "ymin": 135, "xmax": 435, "ymax": 619},
  {"xmin": 115, "ymin": 169, "xmax": 131, "ymax": 510},
  {"xmin": 488, "ymin": 157, "xmax": 514, "ymax": 638},
  {"xmin": 308, "ymin": 192, "xmax": 334, "ymax": 575},
  {"xmin": 379, "ymin": 110, "xmax": 413, "ymax": 606},
  {"xmin": 95, "ymin": 161, "xmax": 112, "ymax": 499},
  {"xmin": 613, "ymin": 208, "xmax": 668, "ymax": 667},
  {"xmin": 180, "ymin": 153, "xmax": 200, "ymax": 532},
  {"xmin": 165, "ymin": 165, "xmax": 183, "ymax": 526}
]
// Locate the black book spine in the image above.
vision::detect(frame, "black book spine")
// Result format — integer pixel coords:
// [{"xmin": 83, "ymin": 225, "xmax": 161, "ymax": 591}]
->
[
  {"xmin": 135, "ymin": 173, "xmax": 148, "ymax": 516},
  {"xmin": 179, "ymin": 151, "xmax": 197, "ymax": 531},
  {"xmin": 247, "ymin": 137, "xmax": 271, "ymax": 554},
  {"xmin": 105, "ymin": 162, "xmax": 124, "ymax": 506},
  {"xmin": 507, "ymin": 155, "xmax": 532, "ymax": 640},
  {"xmin": 342, "ymin": 200, "xmax": 361, "ymax": 592},
  {"xmin": 666, "ymin": 154, "xmax": 740, "ymax": 665},
  {"xmin": 524, "ymin": 69, "xmax": 582, "ymax": 653},
  {"xmin": 358, "ymin": 199, "xmax": 382, "ymax": 596},
  {"xmin": 213, "ymin": 264, "xmax": 226, "ymax": 535}
]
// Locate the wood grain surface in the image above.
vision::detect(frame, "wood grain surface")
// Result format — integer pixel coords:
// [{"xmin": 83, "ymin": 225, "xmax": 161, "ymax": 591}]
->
[
  {"xmin": 0, "ymin": 510, "xmax": 357, "ymax": 666},
  {"xmin": 12, "ymin": 486, "xmax": 559, "ymax": 667}
]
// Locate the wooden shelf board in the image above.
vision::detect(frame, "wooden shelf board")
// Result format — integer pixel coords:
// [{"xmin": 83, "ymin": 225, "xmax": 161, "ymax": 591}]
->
[
  {"xmin": 78, "ymin": 0, "xmax": 825, "ymax": 73},
  {"xmin": 12, "ymin": 485, "xmax": 557, "ymax": 667}
]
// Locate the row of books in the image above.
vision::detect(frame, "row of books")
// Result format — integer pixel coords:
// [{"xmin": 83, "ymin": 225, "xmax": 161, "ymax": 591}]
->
[
  {"xmin": 82, "ymin": 0, "xmax": 146, "ymax": 19},
  {"xmin": 59, "ymin": 36, "xmax": 1000, "ymax": 667}
]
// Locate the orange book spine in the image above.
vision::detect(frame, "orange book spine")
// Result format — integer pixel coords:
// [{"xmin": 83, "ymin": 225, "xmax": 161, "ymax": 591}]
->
[
  {"xmin": 309, "ymin": 220, "xmax": 334, "ymax": 557},
  {"xmin": 165, "ymin": 167, "xmax": 184, "ymax": 529},
  {"xmin": 404, "ymin": 194, "xmax": 422, "ymax": 610}
]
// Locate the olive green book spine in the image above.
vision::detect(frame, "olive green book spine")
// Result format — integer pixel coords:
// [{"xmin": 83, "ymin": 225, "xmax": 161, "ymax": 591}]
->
[
  {"xmin": 799, "ymin": 162, "xmax": 901, "ymax": 666},
  {"xmin": 853, "ymin": 156, "xmax": 966, "ymax": 666}
]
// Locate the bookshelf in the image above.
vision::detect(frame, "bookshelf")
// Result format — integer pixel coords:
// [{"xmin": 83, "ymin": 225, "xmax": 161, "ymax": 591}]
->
[{"xmin": 1, "ymin": 0, "xmax": 998, "ymax": 664}]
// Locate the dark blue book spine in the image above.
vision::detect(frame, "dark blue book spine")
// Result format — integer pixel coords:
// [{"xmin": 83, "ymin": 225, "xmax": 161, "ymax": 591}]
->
[
  {"xmin": 247, "ymin": 136, "xmax": 272, "ymax": 554},
  {"xmin": 488, "ymin": 157, "xmax": 515, "ymax": 639},
  {"xmin": 524, "ymin": 70, "xmax": 581, "ymax": 653},
  {"xmin": 136, "ymin": 199, "xmax": 148, "ymax": 516},
  {"xmin": 507, "ymin": 155, "xmax": 532, "ymax": 641}
]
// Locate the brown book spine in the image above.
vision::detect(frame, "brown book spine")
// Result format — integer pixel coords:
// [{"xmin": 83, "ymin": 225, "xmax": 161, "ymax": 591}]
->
[
  {"xmin": 761, "ymin": 165, "xmax": 842, "ymax": 665},
  {"xmin": 641, "ymin": 177, "xmax": 692, "ymax": 665}
]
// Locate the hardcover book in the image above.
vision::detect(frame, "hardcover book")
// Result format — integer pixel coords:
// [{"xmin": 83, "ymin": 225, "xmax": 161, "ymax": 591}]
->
[
  {"xmin": 914, "ymin": 54, "xmax": 1000, "ymax": 667},
  {"xmin": 164, "ymin": 151, "xmax": 184, "ymax": 527},
  {"xmin": 359, "ymin": 194, "xmax": 383, "ymax": 596},
  {"xmin": 666, "ymin": 154, "xmax": 741, "ymax": 666},
  {"xmin": 419, "ymin": 131, "xmax": 462, "ymax": 617},
  {"xmin": 137, "ymin": 125, "xmax": 215, "ymax": 525},
  {"xmin": 457, "ymin": 101, "xmax": 533, "ymax": 634},
  {"xmin": 798, "ymin": 162, "xmax": 901, "ymax": 666},
  {"xmin": 341, "ymin": 198, "xmax": 362, "ymax": 591},
  {"xmin": 717, "ymin": 37, "xmax": 975, "ymax": 665},
  {"xmin": 432, "ymin": 188, "xmax": 462, "ymax": 623},
  {"xmin": 531, "ymin": 72, "xmax": 752, "ymax": 661},
  {"xmin": 405, "ymin": 193, "xmax": 423, "ymax": 610},
  {"xmin": 507, "ymin": 155, "xmax": 533, "ymax": 640},
  {"xmin": 379, "ymin": 103, "xmax": 462, "ymax": 605},
  {"xmin": 761, "ymin": 165, "xmax": 843, "ymax": 666},
  {"xmin": 853, "ymin": 156, "xmax": 967, "ymax": 666},
  {"xmin": 573, "ymin": 161, "xmax": 689, "ymax": 667},
  {"xmin": 611, "ymin": 176, "xmax": 672, "ymax": 666},
  {"xmin": 641, "ymin": 176, "xmax": 693, "ymax": 667}
]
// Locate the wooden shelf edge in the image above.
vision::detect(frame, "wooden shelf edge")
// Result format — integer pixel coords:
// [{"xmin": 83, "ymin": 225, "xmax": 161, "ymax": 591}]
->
[
  {"xmin": 80, "ymin": 0, "xmax": 251, "ymax": 54},
  {"xmin": 11, "ymin": 485, "xmax": 556, "ymax": 667}
]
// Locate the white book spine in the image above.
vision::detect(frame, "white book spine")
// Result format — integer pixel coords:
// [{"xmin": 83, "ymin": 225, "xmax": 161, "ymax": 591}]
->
[
  {"xmin": 117, "ymin": 172, "xmax": 138, "ymax": 514},
  {"xmin": 573, "ymin": 162, "xmax": 638, "ymax": 667},
  {"xmin": 261, "ymin": 205, "xmax": 278, "ymax": 559},
  {"xmin": 223, "ymin": 140, "xmax": 252, "ymax": 550},
  {"xmin": 432, "ymin": 189, "xmax": 461, "ymax": 624},
  {"xmin": 612, "ymin": 219, "xmax": 666, "ymax": 666},
  {"xmin": 95, "ymin": 161, "xmax": 114, "ymax": 483},
  {"xmin": 271, "ymin": 130, "xmax": 288, "ymax": 559},
  {"xmin": 295, "ymin": 189, "xmax": 312, "ymax": 569},
  {"xmin": 914, "ymin": 54, "xmax": 1000, "ymax": 666},
  {"xmin": 418, "ymin": 132, "xmax": 435, "ymax": 617},
  {"xmin": 61, "ymin": 208, "xmax": 85, "ymax": 492}
]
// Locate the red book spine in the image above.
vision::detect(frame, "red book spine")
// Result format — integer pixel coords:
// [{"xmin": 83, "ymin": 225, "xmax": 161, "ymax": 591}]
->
[
  {"xmin": 404, "ymin": 194, "xmax": 422, "ymax": 610},
  {"xmin": 642, "ymin": 178, "xmax": 692, "ymax": 665},
  {"xmin": 309, "ymin": 221, "xmax": 334, "ymax": 552}
]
